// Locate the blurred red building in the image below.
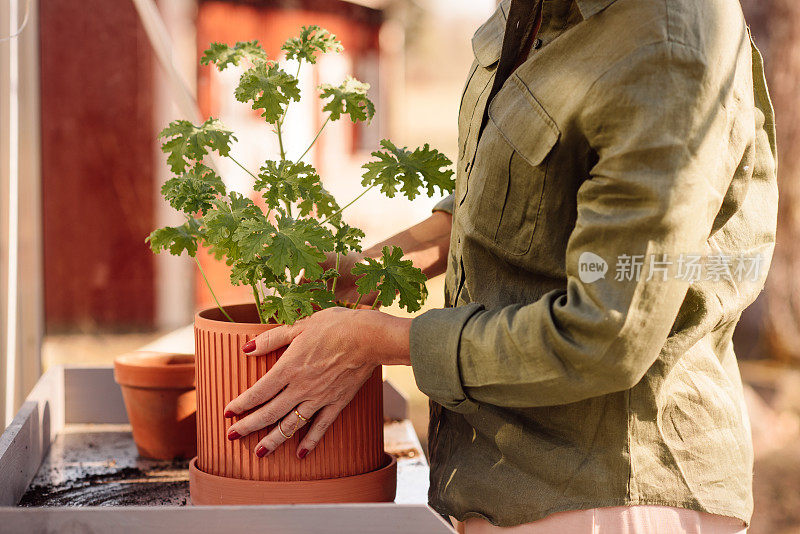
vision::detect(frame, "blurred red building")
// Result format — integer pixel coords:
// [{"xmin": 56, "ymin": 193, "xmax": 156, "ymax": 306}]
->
[{"xmin": 39, "ymin": 0, "xmax": 387, "ymax": 332}]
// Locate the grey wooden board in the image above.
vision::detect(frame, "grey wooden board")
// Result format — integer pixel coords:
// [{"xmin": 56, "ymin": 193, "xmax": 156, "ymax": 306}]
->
[
  {"xmin": 0, "ymin": 403, "xmax": 42, "ymax": 508},
  {"xmin": 385, "ymin": 420, "xmax": 429, "ymax": 505},
  {"xmin": 0, "ymin": 504, "xmax": 454, "ymax": 533},
  {"xmin": 0, "ymin": 366, "xmax": 63, "ymax": 506},
  {"xmin": 383, "ymin": 379, "xmax": 409, "ymax": 420},
  {"xmin": 64, "ymin": 367, "xmax": 127, "ymax": 424}
]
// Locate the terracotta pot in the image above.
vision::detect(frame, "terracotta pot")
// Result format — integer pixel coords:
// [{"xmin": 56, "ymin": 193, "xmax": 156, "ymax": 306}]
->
[
  {"xmin": 191, "ymin": 303, "xmax": 394, "ymax": 505},
  {"xmin": 113, "ymin": 351, "xmax": 197, "ymax": 460}
]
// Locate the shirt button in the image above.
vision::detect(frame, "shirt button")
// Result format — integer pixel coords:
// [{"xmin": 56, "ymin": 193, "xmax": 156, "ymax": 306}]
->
[{"xmin": 533, "ymin": 38, "xmax": 543, "ymax": 50}]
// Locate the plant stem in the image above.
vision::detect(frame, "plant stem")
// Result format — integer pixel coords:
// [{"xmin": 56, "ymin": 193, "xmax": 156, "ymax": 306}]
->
[
  {"xmin": 273, "ymin": 114, "xmax": 292, "ymax": 217},
  {"xmin": 352, "ymin": 293, "xmax": 363, "ymax": 309},
  {"xmin": 370, "ymin": 298, "xmax": 380, "ymax": 310},
  {"xmin": 276, "ymin": 124, "xmax": 287, "ymax": 161},
  {"xmin": 330, "ymin": 252, "xmax": 341, "ymax": 294},
  {"xmin": 194, "ymin": 256, "xmax": 234, "ymax": 322},
  {"xmin": 321, "ymin": 184, "xmax": 376, "ymax": 225},
  {"xmin": 251, "ymin": 284, "xmax": 265, "ymax": 323},
  {"xmin": 228, "ymin": 154, "xmax": 259, "ymax": 181},
  {"xmin": 297, "ymin": 116, "xmax": 330, "ymax": 162}
]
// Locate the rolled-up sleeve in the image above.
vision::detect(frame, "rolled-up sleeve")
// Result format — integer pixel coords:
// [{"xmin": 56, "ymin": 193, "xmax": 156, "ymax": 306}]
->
[
  {"xmin": 411, "ymin": 41, "xmax": 737, "ymax": 411},
  {"xmin": 410, "ymin": 303, "xmax": 484, "ymax": 412},
  {"xmin": 432, "ymin": 193, "xmax": 455, "ymax": 215}
]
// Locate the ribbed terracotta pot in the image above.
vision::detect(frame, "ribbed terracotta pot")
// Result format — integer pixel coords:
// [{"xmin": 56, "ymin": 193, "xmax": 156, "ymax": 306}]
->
[
  {"xmin": 191, "ymin": 303, "xmax": 396, "ymax": 505},
  {"xmin": 113, "ymin": 351, "xmax": 197, "ymax": 460}
]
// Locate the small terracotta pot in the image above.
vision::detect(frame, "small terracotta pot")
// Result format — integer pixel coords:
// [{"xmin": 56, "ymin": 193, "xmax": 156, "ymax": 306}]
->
[
  {"xmin": 113, "ymin": 351, "xmax": 197, "ymax": 460},
  {"xmin": 192, "ymin": 303, "xmax": 394, "ymax": 504}
]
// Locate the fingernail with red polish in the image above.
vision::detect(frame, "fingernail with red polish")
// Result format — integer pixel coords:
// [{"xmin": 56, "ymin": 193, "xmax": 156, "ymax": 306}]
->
[
  {"xmin": 242, "ymin": 340, "xmax": 256, "ymax": 353},
  {"xmin": 255, "ymin": 445, "xmax": 268, "ymax": 458},
  {"xmin": 224, "ymin": 410, "xmax": 235, "ymax": 418},
  {"xmin": 227, "ymin": 430, "xmax": 241, "ymax": 441},
  {"xmin": 298, "ymin": 448, "xmax": 308, "ymax": 459}
]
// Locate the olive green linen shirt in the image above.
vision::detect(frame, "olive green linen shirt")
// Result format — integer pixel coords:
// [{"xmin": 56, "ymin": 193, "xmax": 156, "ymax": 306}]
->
[{"xmin": 410, "ymin": 0, "xmax": 777, "ymax": 527}]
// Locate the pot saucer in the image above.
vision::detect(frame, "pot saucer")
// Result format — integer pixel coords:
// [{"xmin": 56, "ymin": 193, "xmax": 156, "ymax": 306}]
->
[{"xmin": 188, "ymin": 453, "xmax": 397, "ymax": 505}]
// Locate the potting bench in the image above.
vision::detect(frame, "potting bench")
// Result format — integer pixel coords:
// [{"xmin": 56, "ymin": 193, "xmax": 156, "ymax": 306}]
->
[{"xmin": 0, "ymin": 328, "xmax": 455, "ymax": 533}]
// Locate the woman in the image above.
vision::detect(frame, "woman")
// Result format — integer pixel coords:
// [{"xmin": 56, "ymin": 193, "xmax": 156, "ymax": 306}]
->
[{"xmin": 222, "ymin": 0, "xmax": 776, "ymax": 531}]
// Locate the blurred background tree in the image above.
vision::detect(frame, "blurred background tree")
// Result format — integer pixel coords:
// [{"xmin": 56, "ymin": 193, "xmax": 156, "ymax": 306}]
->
[
  {"xmin": 735, "ymin": 5, "xmax": 800, "ymax": 533},
  {"xmin": 737, "ymin": 0, "xmax": 800, "ymax": 365}
]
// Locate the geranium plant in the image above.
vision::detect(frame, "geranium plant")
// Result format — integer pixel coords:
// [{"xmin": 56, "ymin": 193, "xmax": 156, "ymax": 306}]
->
[{"xmin": 147, "ymin": 26, "xmax": 454, "ymax": 325}]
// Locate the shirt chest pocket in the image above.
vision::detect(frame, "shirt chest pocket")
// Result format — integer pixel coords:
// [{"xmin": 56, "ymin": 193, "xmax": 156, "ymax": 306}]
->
[{"xmin": 461, "ymin": 76, "xmax": 560, "ymax": 256}]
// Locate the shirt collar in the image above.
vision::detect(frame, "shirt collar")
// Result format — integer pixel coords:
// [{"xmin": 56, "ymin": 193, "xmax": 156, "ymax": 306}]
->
[
  {"xmin": 471, "ymin": 1, "xmax": 509, "ymax": 67},
  {"xmin": 471, "ymin": 0, "xmax": 619, "ymax": 67},
  {"xmin": 574, "ymin": 0, "xmax": 620, "ymax": 19}
]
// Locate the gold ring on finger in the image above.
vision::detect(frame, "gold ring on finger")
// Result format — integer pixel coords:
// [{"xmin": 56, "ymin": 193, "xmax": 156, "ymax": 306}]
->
[
  {"xmin": 278, "ymin": 421, "xmax": 295, "ymax": 439},
  {"xmin": 294, "ymin": 409, "xmax": 308, "ymax": 422}
]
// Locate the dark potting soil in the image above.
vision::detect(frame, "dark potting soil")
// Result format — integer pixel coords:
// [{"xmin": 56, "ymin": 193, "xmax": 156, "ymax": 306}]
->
[
  {"xmin": 19, "ymin": 460, "xmax": 190, "ymax": 507},
  {"xmin": 17, "ymin": 426, "xmax": 191, "ymax": 507}
]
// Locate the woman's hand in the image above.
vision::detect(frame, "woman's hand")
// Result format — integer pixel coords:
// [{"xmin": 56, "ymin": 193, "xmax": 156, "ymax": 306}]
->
[{"xmin": 223, "ymin": 307, "xmax": 411, "ymax": 459}]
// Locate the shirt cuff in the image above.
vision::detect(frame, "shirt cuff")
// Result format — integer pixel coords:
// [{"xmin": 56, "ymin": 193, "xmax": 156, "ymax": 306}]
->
[
  {"xmin": 410, "ymin": 303, "xmax": 484, "ymax": 414},
  {"xmin": 432, "ymin": 193, "xmax": 455, "ymax": 215}
]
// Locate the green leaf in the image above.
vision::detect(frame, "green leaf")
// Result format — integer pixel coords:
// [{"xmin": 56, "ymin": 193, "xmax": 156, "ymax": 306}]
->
[
  {"xmin": 282, "ymin": 25, "xmax": 342, "ymax": 64},
  {"xmin": 351, "ymin": 246, "xmax": 427, "ymax": 312},
  {"xmin": 256, "ymin": 160, "xmax": 316, "ymax": 208},
  {"xmin": 255, "ymin": 160, "xmax": 339, "ymax": 218},
  {"xmin": 319, "ymin": 77, "xmax": 375, "ymax": 123},
  {"xmin": 361, "ymin": 139, "xmax": 455, "ymax": 200},
  {"xmin": 161, "ymin": 163, "xmax": 226, "ymax": 215},
  {"xmin": 260, "ymin": 282, "xmax": 335, "ymax": 325},
  {"xmin": 321, "ymin": 268, "xmax": 339, "ymax": 280},
  {"xmin": 202, "ymin": 192, "xmax": 262, "ymax": 265},
  {"xmin": 235, "ymin": 62, "xmax": 300, "ymax": 123},
  {"xmin": 201, "ymin": 41, "xmax": 268, "ymax": 70},
  {"xmin": 232, "ymin": 215, "xmax": 275, "ymax": 262},
  {"xmin": 159, "ymin": 118, "xmax": 236, "ymax": 174},
  {"xmin": 230, "ymin": 259, "xmax": 277, "ymax": 287},
  {"xmin": 264, "ymin": 217, "xmax": 333, "ymax": 280},
  {"xmin": 332, "ymin": 223, "xmax": 365, "ymax": 254},
  {"xmin": 146, "ymin": 219, "xmax": 204, "ymax": 257},
  {"xmin": 312, "ymin": 189, "xmax": 339, "ymax": 220}
]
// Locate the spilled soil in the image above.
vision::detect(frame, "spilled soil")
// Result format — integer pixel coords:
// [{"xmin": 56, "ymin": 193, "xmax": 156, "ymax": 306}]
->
[{"xmin": 19, "ymin": 460, "xmax": 190, "ymax": 507}]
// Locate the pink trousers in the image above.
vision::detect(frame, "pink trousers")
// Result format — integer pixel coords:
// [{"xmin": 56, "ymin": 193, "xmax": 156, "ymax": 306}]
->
[{"xmin": 451, "ymin": 506, "xmax": 747, "ymax": 534}]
